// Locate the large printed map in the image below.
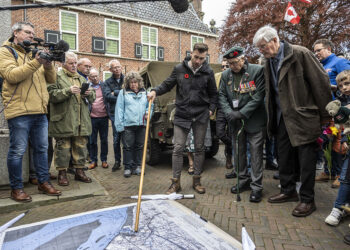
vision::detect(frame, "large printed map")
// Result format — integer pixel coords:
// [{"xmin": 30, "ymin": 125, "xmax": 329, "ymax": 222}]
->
[{"xmin": 0, "ymin": 200, "xmax": 241, "ymax": 250}]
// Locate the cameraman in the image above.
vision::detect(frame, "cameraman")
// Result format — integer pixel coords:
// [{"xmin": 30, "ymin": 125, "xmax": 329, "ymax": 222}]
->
[{"xmin": 0, "ymin": 21, "xmax": 61, "ymax": 202}]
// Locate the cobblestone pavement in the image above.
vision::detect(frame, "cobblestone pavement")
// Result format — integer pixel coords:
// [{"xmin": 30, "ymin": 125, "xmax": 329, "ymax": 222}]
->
[{"xmin": 0, "ymin": 126, "xmax": 350, "ymax": 249}]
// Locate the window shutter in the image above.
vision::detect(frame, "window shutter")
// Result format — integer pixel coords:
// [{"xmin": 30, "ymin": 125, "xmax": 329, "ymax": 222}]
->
[
  {"xmin": 92, "ymin": 37, "xmax": 105, "ymax": 53},
  {"xmin": 135, "ymin": 43, "xmax": 142, "ymax": 58},
  {"xmin": 61, "ymin": 12, "xmax": 77, "ymax": 32},
  {"xmin": 44, "ymin": 30, "xmax": 60, "ymax": 43},
  {"xmin": 206, "ymin": 54, "xmax": 210, "ymax": 64},
  {"xmin": 158, "ymin": 46, "xmax": 164, "ymax": 61}
]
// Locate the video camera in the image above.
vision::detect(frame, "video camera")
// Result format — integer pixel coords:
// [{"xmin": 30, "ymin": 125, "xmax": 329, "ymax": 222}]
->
[{"xmin": 22, "ymin": 38, "xmax": 69, "ymax": 63}]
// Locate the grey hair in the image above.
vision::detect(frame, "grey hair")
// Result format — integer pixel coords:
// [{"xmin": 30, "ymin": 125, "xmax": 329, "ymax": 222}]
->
[
  {"xmin": 253, "ymin": 25, "xmax": 280, "ymax": 45},
  {"xmin": 89, "ymin": 68, "xmax": 99, "ymax": 75},
  {"xmin": 11, "ymin": 22, "xmax": 34, "ymax": 37},
  {"xmin": 77, "ymin": 57, "xmax": 91, "ymax": 66},
  {"xmin": 65, "ymin": 51, "xmax": 77, "ymax": 62},
  {"xmin": 108, "ymin": 59, "xmax": 121, "ymax": 69},
  {"xmin": 124, "ymin": 71, "xmax": 144, "ymax": 89}
]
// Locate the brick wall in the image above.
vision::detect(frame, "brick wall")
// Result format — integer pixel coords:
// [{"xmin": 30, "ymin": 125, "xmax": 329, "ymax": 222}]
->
[{"xmin": 10, "ymin": 1, "xmax": 220, "ymax": 77}]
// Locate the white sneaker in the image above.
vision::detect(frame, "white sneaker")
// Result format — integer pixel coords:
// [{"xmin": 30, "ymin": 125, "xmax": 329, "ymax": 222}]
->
[
  {"xmin": 316, "ymin": 161, "xmax": 324, "ymax": 170},
  {"xmin": 325, "ymin": 208, "xmax": 345, "ymax": 226}
]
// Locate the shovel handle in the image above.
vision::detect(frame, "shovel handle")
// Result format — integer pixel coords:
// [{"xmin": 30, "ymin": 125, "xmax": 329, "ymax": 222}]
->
[{"xmin": 134, "ymin": 99, "xmax": 153, "ymax": 232}]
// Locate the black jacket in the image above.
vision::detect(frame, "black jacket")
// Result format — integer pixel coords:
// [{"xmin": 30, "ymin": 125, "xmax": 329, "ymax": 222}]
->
[
  {"xmin": 102, "ymin": 74, "xmax": 124, "ymax": 118},
  {"xmin": 155, "ymin": 58, "xmax": 218, "ymax": 129}
]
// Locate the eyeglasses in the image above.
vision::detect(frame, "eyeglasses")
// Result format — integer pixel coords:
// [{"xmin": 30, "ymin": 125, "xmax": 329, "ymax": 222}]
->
[
  {"xmin": 314, "ymin": 48, "xmax": 326, "ymax": 54},
  {"xmin": 221, "ymin": 65, "xmax": 229, "ymax": 69}
]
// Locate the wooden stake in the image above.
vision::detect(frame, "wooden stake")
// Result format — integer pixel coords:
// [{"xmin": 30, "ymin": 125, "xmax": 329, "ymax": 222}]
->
[{"xmin": 134, "ymin": 99, "xmax": 153, "ymax": 232}]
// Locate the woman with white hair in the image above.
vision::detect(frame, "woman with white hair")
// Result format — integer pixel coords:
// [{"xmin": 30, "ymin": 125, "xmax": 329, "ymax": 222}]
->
[{"xmin": 115, "ymin": 71, "xmax": 153, "ymax": 178}]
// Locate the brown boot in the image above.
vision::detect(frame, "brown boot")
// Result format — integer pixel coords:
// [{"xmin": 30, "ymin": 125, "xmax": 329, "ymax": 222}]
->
[
  {"xmin": 75, "ymin": 168, "xmax": 92, "ymax": 183},
  {"xmin": 331, "ymin": 176, "xmax": 340, "ymax": 188},
  {"xmin": 193, "ymin": 175, "xmax": 205, "ymax": 194},
  {"xmin": 225, "ymin": 154, "xmax": 233, "ymax": 169},
  {"xmin": 11, "ymin": 189, "xmax": 32, "ymax": 203},
  {"xmin": 58, "ymin": 170, "xmax": 69, "ymax": 186},
  {"xmin": 166, "ymin": 178, "xmax": 182, "ymax": 194},
  {"xmin": 38, "ymin": 182, "xmax": 62, "ymax": 196}
]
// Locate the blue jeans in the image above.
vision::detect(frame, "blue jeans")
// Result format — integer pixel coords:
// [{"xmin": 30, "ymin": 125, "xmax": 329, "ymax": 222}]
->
[
  {"xmin": 122, "ymin": 126, "xmax": 145, "ymax": 170},
  {"xmin": 334, "ymin": 156, "xmax": 350, "ymax": 209},
  {"xmin": 110, "ymin": 116, "xmax": 121, "ymax": 163},
  {"xmin": 265, "ymin": 135, "xmax": 277, "ymax": 164},
  {"xmin": 90, "ymin": 117, "xmax": 109, "ymax": 163},
  {"xmin": 7, "ymin": 114, "xmax": 49, "ymax": 189}
]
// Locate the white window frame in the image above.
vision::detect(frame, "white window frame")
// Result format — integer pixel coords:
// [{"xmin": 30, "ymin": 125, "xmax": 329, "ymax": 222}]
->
[
  {"xmin": 191, "ymin": 35, "xmax": 205, "ymax": 50},
  {"xmin": 141, "ymin": 25, "xmax": 158, "ymax": 61},
  {"xmin": 104, "ymin": 18, "xmax": 121, "ymax": 56},
  {"xmin": 103, "ymin": 71, "xmax": 112, "ymax": 81},
  {"xmin": 59, "ymin": 10, "xmax": 79, "ymax": 52}
]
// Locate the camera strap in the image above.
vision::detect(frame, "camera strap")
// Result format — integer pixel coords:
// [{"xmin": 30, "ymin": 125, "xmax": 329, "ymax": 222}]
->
[{"xmin": 3, "ymin": 45, "xmax": 18, "ymax": 62}]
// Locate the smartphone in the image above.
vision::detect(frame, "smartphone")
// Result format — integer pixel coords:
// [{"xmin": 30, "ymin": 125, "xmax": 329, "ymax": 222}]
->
[{"xmin": 80, "ymin": 83, "xmax": 89, "ymax": 94}]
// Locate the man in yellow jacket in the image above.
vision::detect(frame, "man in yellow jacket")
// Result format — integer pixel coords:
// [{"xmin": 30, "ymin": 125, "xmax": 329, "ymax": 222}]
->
[{"xmin": 0, "ymin": 22, "xmax": 61, "ymax": 202}]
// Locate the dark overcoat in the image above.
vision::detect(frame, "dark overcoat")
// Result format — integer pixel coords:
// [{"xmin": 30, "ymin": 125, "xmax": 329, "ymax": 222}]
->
[{"xmin": 265, "ymin": 41, "xmax": 332, "ymax": 147}]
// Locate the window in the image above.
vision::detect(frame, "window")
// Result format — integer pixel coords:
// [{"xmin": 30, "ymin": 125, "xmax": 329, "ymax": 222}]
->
[
  {"xmin": 105, "ymin": 19, "xmax": 120, "ymax": 56},
  {"xmin": 141, "ymin": 26, "xmax": 158, "ymax": 60},
  {"xmin": 60, "ymin": 10, "xmax": 78, "ymax": 51},
  {"xmin": 191, "ymin": 35, "xmax": 204, "ymax": 49},
  {"xmin": 103, "ymin": 71, "xmax": 112, "ymax": 81}
]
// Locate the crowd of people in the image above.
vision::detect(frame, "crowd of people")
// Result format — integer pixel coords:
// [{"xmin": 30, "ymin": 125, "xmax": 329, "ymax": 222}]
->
[{"xmin": 1, "ymin": 21, "xmax": 350, "ymax": 244}]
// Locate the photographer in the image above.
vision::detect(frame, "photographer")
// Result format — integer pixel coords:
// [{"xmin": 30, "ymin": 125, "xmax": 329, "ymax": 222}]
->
[
  {"xmin": 48, "ymin": 51, "xmax": 96, "ymax": 186},
  {"xmin": 0, "ymin": 21, "xmax": 61, "ymax": 202}
]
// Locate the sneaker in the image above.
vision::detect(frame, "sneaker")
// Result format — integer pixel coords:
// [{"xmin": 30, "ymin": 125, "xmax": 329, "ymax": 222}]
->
[
  {"xmin": 325, "ymin": 208, "xmax": 345, "ymax": 226},
  {"xmin": 124, "ymin": 169, "xmax": 132, "ymax": 178},
  {"xmin": 316, "ymin": 161, "xmax": 324, "ymax": 170},
  {"xmin": 133, "ymin": 167, "xmax": 141, "ymax": 176}
]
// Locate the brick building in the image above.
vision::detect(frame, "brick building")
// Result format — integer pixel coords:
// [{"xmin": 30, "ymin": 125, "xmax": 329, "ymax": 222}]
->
[{"xmin": 6, "ymin": 0, "xmax": 219, "ymax": 79}]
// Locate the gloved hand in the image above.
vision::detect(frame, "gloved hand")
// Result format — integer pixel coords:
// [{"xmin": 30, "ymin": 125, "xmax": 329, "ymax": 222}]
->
[{"xmin": 227, "ymin": 111, "xmax": 242, "ymax": 123}]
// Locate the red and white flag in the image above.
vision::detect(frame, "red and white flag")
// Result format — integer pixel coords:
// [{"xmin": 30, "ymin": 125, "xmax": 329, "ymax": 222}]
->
[
  {"xmin": 284, "ymin": 2, "xmax": 300, "ymax": 24},
  {"xmin": 299, "ymin": 0, "xmax": 312, "ymax": 3}
]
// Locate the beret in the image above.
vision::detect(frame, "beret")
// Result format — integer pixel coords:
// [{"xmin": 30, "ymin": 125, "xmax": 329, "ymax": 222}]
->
[{"xmin": 223, "ymin": 46, "xmax": 244, "ymax": 59}]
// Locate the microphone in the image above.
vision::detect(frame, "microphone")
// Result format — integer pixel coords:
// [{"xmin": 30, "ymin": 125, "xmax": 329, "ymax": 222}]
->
[
  {"xmin": 56, "ymin": 40, "xmax": 70, "ymax": 52},
  {"xmin": 168, "ymin": 0, "xmax": 189, "ymax": 13}
]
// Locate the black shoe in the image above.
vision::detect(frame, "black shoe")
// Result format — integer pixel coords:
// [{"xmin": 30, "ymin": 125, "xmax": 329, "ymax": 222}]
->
[
  {"xmin": 265, "ymin": 161, "xmax": 278, "ymax": 170},
  {"xmin": 112, "ymin": 162, "xmax": 121, "ymax": 172},
  {"xmin": 344, "ymin": 234, "xmax": 350, "ymax": 245},
  {"xmin": 225, "ymin": 170, "xmax": 237, "ymax": 179},
  {"xmin": 231, "ymin": 182, "xmax": 251, "ymax": 194},
  {"xmin": 273, "ymin": 171, "xmax": 280, "ymax": 180},
  {"xmin": 249, "ymin": 190, "xmax": 262, "ymax": 203}
]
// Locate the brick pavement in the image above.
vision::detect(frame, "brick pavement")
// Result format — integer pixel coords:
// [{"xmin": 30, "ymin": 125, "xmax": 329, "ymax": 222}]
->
[{"xmin": 1, "ymin": 126, "xmax": 350, "ymax": 249}]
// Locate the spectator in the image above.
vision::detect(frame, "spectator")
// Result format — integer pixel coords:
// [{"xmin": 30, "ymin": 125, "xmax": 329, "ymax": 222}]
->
[
  {"xmin": 148, "ymin": 43, "xmax": 218, "ymax": 194},
  {"xmin": 115, "ymin": 71, "xmax": 152, "ymax": 178},
  {"xmin": 313, "ymin": 39, "xmax": 350, "ymax": 187},
  {"xmin": 48, "ymin": 51, "xmax": 96, "ymax": 186},
  {"xmin": 102, "ymin": 59, "xmax": 124, "ymax": 172},
  {"xmin": 253, "ymin": 25, "xmax": 332, "ymax": 216},
  {"xmin": 219, "ymin": 46, "xmax": 266, "ymax": 203},
  {"xmin": 0, "ymin": 21, "xmax": 61, "ymax": 202},
  {"xmin": 325, "ymin": 70, "xmax": 350, "ymax": 226},
  {"xmin": 88, "ymin": 68, "xmax": 109, "ymax": 169}
]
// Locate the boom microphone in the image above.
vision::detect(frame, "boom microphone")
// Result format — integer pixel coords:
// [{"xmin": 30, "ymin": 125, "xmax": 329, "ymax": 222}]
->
[
  {"xmin": 168, "ymin": 0, "xmax": 189, "ymax": 13},
  {"xmin": 55, "ymin": 40, "xmax": 69, "ymax": 52}
]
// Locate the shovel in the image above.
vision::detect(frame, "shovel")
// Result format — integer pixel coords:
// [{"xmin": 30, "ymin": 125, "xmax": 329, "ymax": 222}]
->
[{"xmin": 134, "ymin": 99, "xmax": 153, "ymax": 232}]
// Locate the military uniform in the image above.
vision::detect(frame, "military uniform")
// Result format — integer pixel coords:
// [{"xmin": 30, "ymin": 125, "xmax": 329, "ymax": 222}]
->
[{"xmin": 219, "ymin": 47, "xmax": 266, "ymax": 195}]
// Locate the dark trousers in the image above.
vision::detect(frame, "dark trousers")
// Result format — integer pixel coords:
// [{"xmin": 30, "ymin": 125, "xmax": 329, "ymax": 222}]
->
[
  {"xmin": 216, "ymin": 109, "xmax": 232, "ymax": 156},
  {"xmin": 90, "ymin": 117, "xmax": 109, "ymax": 163},
  {"xmin": 277, "ymin": 118, "xmax": 318, "ymax": 203},
  {"xmin": 110, "ymin": 116, "xmax": 122, "ymax": 163},
  {"xmin": 122, "ymin": 126, "xmax": 145, "ymax": 170}
]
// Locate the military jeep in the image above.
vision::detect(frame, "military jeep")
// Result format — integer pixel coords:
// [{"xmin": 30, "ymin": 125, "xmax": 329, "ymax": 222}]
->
[{"xmin": 139, "ymin": 61, "xmax": 221, "ymax": 165}]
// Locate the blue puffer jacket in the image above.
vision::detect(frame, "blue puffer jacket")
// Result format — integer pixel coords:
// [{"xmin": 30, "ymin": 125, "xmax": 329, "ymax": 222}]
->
[
  {"xmin": 321, "ymin": 54, "xmax": 350, "ymax": 86},
  {"xmin": 114, "ymin": 88, "xmax": 153, "ymax": 132}
]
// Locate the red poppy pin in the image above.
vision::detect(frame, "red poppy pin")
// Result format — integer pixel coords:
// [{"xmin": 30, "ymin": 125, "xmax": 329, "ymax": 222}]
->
[
  {"xmin": 233, "ymin": 51, "xmax": 238, "ymax": 57},
  {"xmin": 184, "ymin": 74, "xmax": 189, "ymax": 79}
]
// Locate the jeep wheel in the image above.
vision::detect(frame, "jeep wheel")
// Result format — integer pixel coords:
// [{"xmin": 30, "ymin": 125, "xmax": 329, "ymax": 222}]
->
[
  {"xmin": 206, "ymin": 137, "xmax": 219, "ymax": 158},
  {"xmin": 146, "ymin": 139, "xmax": 161, "ymax": 165}
]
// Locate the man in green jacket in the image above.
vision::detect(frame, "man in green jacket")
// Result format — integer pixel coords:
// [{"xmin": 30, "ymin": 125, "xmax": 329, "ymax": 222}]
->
[
  {"xmin": 48, "ymin": 51, "xmax": 96, "ymax": 186},
  {"xmin": 219, "ymin": 46, "xmax": 266, "ymax": 203}
]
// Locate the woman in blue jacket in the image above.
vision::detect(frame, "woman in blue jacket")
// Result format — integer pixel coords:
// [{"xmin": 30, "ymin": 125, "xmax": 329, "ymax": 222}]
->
[{"xmin": 115, "ymin": 71, "xmax": 152, "ymax": 177}]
